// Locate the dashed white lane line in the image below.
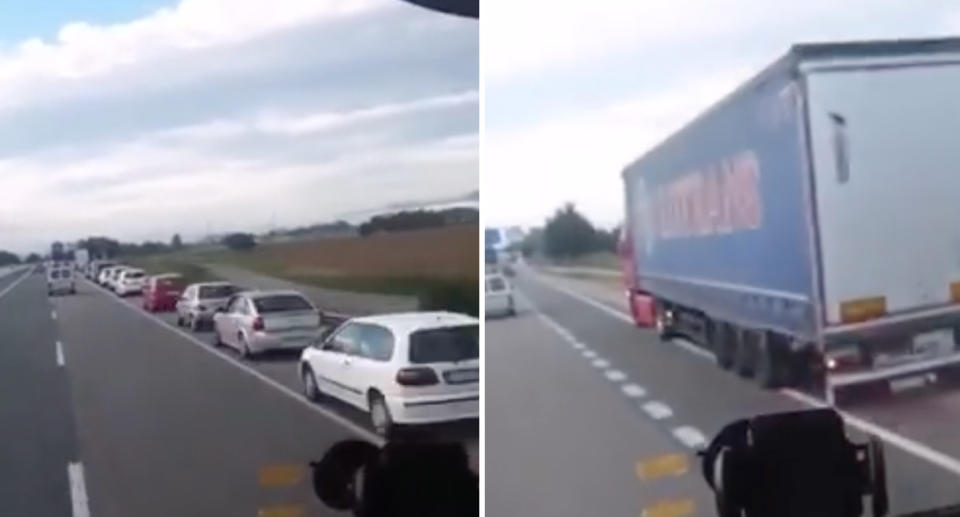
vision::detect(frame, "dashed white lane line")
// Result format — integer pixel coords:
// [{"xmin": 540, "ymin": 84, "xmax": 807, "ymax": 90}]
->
[
  {"xmin": 592, "ymin": 359, "xmax": 611, "ymax": 369},
  {"xmin": 68, "ymin": 462, "xmax": 90, "ymax": 517},
  {"xmin": 672, "ymin": 426, "xmax": 708, "ymax": 450},
  {"xmin": 51, "ymin": 310, "xmax": 57, "ymax": 320},
  {"xmin": 622, "ymin": 384, "xmax": 647, "ymax": 398},
  {"xmin": 582, "ymin": 350, "xmax": 597, "ymax": 359},
  {"xmin": 642, "ymin": 401, "xmax": 674, "ymax": 420},
  {"xmin": 571, "ymin": 342, "xmax": 586, "ymax": 350},
  {"xmin": 56, "ymin": 341, "xmax": 64, "ymax": 367},
  {"xmin": 532, "ymin": 270, "xmax": 960, "ymax": 476},
  {"xmin": 605, "ymin": 369, "xmax": 627, "ymax": 382}
]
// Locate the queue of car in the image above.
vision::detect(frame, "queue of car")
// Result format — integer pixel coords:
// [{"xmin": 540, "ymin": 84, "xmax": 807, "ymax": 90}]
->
[{"xmin": 70, "ymin": 258, "xmax": 479, "ymax": 436}]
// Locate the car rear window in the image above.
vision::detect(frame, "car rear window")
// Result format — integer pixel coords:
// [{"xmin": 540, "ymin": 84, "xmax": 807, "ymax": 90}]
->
[
  {"xmin": 199, "ymin": 285, "xmax": 235, "ymax": 298},
  {"xmin": 126, "ymin": 271, "xmax": 144, "ymax": 279},
  {"xmin": 157, "ymin": 278, "xmax": 182, "ymax": 289},
  {"xmin": 408, "ymin": 324, "xmax": 479, "ymax": 364},
  {"xmin": 487, "ymin": 277, "xmax": 506, "ymax": 292},
  {"xmin": 253, "ymin": 294, "xmax": 313, "ymax": 313}
]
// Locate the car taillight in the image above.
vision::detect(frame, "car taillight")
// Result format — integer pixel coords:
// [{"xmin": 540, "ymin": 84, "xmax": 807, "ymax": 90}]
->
[
  {"xmin": 253, "ymin": 316, "xmax": 264, "ymax": 331},
  {"xmin": 395, "ymin": 367, "xmax": 439, "ymax": 386}
]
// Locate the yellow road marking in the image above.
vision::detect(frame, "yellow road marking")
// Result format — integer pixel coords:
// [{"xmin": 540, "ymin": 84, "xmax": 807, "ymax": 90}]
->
[
  {"xmin": 258, "ymin": 465, "xmax": 305, "ymax": 486},
  {"xmin": 258, "ymin": 505, "xmax": 304, "ymax": 517},
  {"xmin": 642, "ymin": 498, "xmax": 695, "ymax": 517},
  {"xmin": 636, "ymin": 453, "xmax": 689, "ymax": 480}
]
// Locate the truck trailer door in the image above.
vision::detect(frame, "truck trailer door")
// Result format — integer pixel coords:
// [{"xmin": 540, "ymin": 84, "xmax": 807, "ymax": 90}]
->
[{"xmin": 805, "ymin": 60, "xmax": 960, "ymax": 326}]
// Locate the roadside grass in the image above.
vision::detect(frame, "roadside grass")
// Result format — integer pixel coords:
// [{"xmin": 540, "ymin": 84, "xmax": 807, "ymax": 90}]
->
[
  {"xmin": 125, "ymin": 225, "xmax": 479, "ymax": 315},
  {"xmin": 125, "ymin": 255, "xmax": 222, "ymax": 285}
]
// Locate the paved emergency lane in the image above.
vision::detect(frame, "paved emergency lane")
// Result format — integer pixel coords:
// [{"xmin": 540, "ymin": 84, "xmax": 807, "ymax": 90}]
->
[
  {"xmin": 491, "ymin": 266, "xmax": 960, "ymax": 515},
  {"xmin": 0, "ymin": 268, "xmax": 78, "ymax": 517},
  {"xmin": 53, "ymin": 276, "xmax": 371, "ymax": 516},
  {"xmin": 91, "ymin": 277, "xmax": 479, "ymax": 471}
]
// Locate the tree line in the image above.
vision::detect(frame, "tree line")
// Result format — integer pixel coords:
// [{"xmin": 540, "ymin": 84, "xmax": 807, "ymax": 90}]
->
[{"xmin": 522, "ymin": 203, "xmax": 619, "ymax": 259}]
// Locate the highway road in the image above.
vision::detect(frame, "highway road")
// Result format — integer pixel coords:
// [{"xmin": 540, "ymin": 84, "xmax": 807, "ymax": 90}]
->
[
  {"xmin": 0, "ymin": 266, "xmax": 477, "ymax": 516},
  {"xmin": 487, "ymin": 266, "xmax": 960, "ymax": 517}
]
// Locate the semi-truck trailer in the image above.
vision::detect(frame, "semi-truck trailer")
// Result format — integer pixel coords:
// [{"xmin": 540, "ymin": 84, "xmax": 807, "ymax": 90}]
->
[{"xmin": 621, "ymin": 38, "xmax": 960, "ymax": 403}]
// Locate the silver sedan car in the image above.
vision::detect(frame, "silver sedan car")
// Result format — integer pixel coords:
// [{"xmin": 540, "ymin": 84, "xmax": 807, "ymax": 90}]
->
[
  {"xmin": 212, "ymin": 290, "xmax": 322, "ymax": 358},
  {"xmin": 176, "ymin": 282, "xmax": 239, "ymax": 331}
]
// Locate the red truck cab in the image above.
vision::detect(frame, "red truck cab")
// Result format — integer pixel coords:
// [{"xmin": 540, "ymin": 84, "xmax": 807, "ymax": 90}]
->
[{"xmin": 618, "ymin": 228, "xmax": 656, "ymax": 327}]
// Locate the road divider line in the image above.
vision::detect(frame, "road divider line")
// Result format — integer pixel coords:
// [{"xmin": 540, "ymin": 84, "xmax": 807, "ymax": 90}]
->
[
  {"xmin": 88, "ymin": 279, "xmax": 384, "ymax": 446},
  {"xmin": 782, "ymin": 388, "xmax": 960, "ymax": 476},
  {"xmin": 642, "ymin": 498, "xmax": 695, "ymax": 517},
  {"xmin": 604, "ymin": 369, "xmax": 627, "ymax": 382},
  {"xmin": 0, "ymin": 268, "xmax": 31, "ymax": 301},
  {"xmin": 259, "ymin": 464, "xmax": 305, "ymax": 486},
  {"xmin": 672, "ymin": 426, "xmax": 707, "ymax": 450},
  {"xmin": 56, "ymin": 341, "xmax": 65, "ymax": 367},
  {"xmin": 530, "ymin": 272, "xmax": 960, "ymax": 478},
  {"xmin": 622, "ymin": 384, "xmax": 647, "ymax": 398},
  {"xmin": 636, "ymin": 453, "xmax": 689, "ymax": 481},
  {"xmin": 582, "ymin": 350, "xmax": 597, "ymax": 359},
  {"xmin": 592, "ymin": 359, "xmax": 610, "ymax": 369},
  {"xmin": 642, "ymin": 401, "xmax": 674, "ymax": 420},
  {"xmin": 67, "ymin": 462, "xmax": 90, "ymax": 517}
]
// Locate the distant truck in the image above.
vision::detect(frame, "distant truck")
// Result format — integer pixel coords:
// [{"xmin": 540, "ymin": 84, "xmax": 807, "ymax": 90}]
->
[
  {"xmin": 621, "ymin": 38, "xmax": 960, "ymax": 402},
  {"xmin": 74, "ymin": 248, "xmax": 90, "ymax": 272}
]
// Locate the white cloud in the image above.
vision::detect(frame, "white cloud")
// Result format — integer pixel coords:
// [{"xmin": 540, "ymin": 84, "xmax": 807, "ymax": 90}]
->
[
  {"xmin": 0, "ymin": 0, "xmax": 378, "ymax": 108},
  {"xmin": 485, "ymin": 1, "xmax": 960, "ymax": 228}
]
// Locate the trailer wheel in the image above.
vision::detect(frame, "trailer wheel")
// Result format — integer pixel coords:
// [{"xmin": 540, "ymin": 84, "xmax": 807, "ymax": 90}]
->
[
  {"xmin": 733, "ymin": 328, "xmax": 757, "ymax": 378},
  {"xmin": 712, "ymin": 322, "xmax": 735, "ymax": 370},
  {"xmin": 755, "ymin": 332, "xmax": 788, "ymax": 389}
]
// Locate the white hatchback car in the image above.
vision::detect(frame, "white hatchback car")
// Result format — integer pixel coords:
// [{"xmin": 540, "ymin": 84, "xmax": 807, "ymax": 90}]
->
[
  {"xmin": 485, "ymin": 274, "xmax": 515, "ymax": 317},
  {"xmin": 299, "ymin": 312, "xmax": 480, "ymax": 436},
  {"xmin": 114, "ymin": 268, "xmax": 147, "ymax": 296},
  {"xmin": 212, "ymin": 290, "xmax": 321, "ymax": 357}
]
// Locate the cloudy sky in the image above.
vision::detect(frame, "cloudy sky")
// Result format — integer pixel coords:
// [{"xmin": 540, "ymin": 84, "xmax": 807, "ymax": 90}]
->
[
  {"xmin": 0, "ymin": 0, "xmax": 477, "ymax": 254},
  {"xmin": 485, "ymin": 1, "xmax": 960, "ymax": 230}
]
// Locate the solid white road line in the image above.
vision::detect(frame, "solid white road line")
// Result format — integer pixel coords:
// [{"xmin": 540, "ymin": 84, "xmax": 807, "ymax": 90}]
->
[
  {"xmin": 783, "ymin": 389, "xmax": 960, "ymax": 477},
  {"xmin": 592, "ymin": 359, "xmax": 610, "ymax": 369},
  {"xmin": 642, "ymin": 401, "xmax": 674, "ymax": 420},
  {"xmin": 0, "ymin": 268, "xmax": 31, "ymax": 300},
  {"xmin": 90, "ymin": 280, "xmax": 384, "ymax": 446},
  {"xmin": 605, "ymin": 370, "xmax": 627, "ymax": 382},
  {"xmin": 67, "ymin": 462, "xmax": 90, "ymax": 517},
  {"xmin": 56, "ymin": 341, "xmax": 65, "ymax": 367},
  {"xmin": 622, "ymin": 384, "xmax": 647, "ymax": 398},
  {"xmin": 672, "ymin": 426, "xmax": 707, "ymax": 450},
  {"xmin": 532, "ymin": 271, "xmax": 960, "ymax": 478}
]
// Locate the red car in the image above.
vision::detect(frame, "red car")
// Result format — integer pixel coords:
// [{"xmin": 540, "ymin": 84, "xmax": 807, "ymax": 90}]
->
[{"xmin": 142, "ymin": 273, "xmax": 185, "ymax": 312}]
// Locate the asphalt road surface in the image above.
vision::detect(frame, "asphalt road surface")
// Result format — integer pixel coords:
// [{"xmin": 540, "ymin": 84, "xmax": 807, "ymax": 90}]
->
[
  {"xmin": 487, "ymin": 266, "xmax": 960, "ymax": 517},
  {"xmin": 0, "ymin": 267, "xmax": 476, "ymax": 516}
]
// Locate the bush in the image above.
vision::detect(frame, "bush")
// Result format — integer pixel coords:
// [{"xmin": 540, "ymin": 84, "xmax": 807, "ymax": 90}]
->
[
  {"xmin": 418, "ymin": 280, "xmax": 478, "ymax": 316},
  {"xmin": 222, "ymin": 233, "xmax": 257, "ymax": 251}
]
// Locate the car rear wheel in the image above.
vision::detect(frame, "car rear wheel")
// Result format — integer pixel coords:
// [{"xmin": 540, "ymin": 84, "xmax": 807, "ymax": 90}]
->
[
  {"xmin": 369, "ymin": 393, "xmax": 396, "ymax": 438},
  {"xmin": 176, "ymin": 315, "xmax": 184, "ymax": 327},
  {"xmin": 302, "ymin": 366, "xmax": 322, "ymax": 402},
  {"xmin": 239, "ymin": 334, "xmax": 255, "ymax": 360},
  {"xmin": 212, "ymin": 326, "xmax": 223, "ymax": 348},
  {"xmin": 190, "ymin": 315, "xmax": 201, "ymax": 332}
]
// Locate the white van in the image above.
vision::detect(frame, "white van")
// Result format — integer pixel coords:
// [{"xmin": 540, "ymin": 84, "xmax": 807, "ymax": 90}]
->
[{"xmin": 47, "ymin": 267, "xmax": 76, "ymax": 296}]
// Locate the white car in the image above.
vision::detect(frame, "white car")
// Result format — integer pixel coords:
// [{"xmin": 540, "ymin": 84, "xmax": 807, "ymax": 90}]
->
[
  {"xmin": 177, "ymin": 282, "xmax": 239, "ymax": 330},
  {"xmin": 299, "ymin": 312, "xmax": 479, "ymax": 437},
  {"xmin": 98, "ymin": 266, "xmax": 126, "ymax": 288},
  {"xmin": 114, "ymin": 268, "xmax": 147, "ymax": 296},
  {"xmin": 485, "ymin": 274, "xmax": 515, "ymax": 317},
  {"xmin": 47, "ymin": 267, "xmax": 76, "ymax": 296},
  {"xmin": 212, "ymin": 290, "xmax": 321, "ymax": 358}
]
